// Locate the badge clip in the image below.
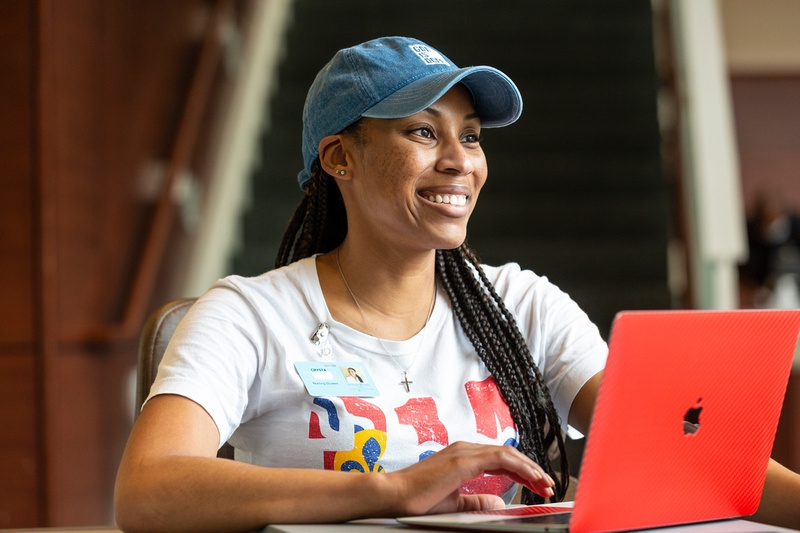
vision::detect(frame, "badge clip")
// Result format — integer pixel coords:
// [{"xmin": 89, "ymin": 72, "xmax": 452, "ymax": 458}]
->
[{"xmin": 310, "ymin": 322, "xmax": 332, "ymax": 359}]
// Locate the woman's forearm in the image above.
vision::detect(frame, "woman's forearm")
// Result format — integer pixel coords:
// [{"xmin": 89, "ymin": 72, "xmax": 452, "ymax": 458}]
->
[
  {"xmin": 750, "ymin": 458, "xmax": 800, "ymax": 528},
  {"xmin": 114, "ymin": 455, "xmax": 397, "ymax": 533}
]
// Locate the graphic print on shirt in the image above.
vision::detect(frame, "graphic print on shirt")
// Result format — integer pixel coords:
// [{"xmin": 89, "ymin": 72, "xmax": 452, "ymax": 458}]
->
[
  {"xmin": 306, "ymin": 376, "xmax": 518, "ymax": 497},
  {"xmin": 395, "ymin": 397, "xmax": 449, "ymax": 461},
  {"xmin": 465, "ymin": 376, "xmax": 517, "ymax": 442},
  {"xmin": 462, "ymin": 376, "xmax": 518, "ymax": 497},
  {"xmin": 309, "ymin": 396, "xmax": 387, "ymax": 472}
]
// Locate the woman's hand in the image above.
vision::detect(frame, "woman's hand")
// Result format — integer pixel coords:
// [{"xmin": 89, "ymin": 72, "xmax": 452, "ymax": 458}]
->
[{"xmin": 386, "ymin": 441, "xmax": 554, "ymax": 517}]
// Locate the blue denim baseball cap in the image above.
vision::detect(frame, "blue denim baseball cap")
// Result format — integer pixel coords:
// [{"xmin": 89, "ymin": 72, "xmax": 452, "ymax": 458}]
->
[{"xmin": 297, "ymin": 36, "xmax": 523, "ymax": 190}]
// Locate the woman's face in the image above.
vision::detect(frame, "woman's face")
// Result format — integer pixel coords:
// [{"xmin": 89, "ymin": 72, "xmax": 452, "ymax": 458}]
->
[{"xmin": 340, "ymin": 84, "xmax": 488, "ymax": 253}]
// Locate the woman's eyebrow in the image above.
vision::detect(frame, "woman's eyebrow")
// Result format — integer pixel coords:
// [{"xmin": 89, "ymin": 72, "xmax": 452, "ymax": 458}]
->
[{"xmin": 421, "ymin": 106, "xmax": 481, "ymax": 123}]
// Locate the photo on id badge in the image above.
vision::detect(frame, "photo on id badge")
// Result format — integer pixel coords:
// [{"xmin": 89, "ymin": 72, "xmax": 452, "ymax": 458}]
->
[{"xmin": 343, "ymin": 365, "xmax": 368, "ymax": 385}]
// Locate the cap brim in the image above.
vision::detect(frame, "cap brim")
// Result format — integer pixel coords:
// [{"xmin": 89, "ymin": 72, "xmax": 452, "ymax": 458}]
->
[{"xmin": 361, "ymin": 66, "xmax": 522, "ymax": 128}]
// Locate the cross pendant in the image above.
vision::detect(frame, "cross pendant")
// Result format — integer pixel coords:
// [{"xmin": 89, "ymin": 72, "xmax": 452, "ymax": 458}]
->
[{"xmin": 400, "ymin": 372, "xmax": 413, "ymax": 392}]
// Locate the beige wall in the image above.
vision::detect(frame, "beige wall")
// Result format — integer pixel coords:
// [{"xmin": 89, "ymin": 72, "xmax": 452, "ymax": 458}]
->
[{"xmin": 720, "ymin": 0, "xmax": 800, "ymax": 74}]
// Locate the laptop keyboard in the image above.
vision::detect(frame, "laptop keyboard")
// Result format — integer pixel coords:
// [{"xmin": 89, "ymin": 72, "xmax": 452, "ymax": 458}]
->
[{"xmin": 468, "ymin": 505, "xmax": 571, "ymax": 516}]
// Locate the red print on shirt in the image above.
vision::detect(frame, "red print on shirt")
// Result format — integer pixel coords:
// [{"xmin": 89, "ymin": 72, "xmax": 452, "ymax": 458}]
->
[
  {"xmin": 340, "ymin": 396, "xmax": 386, "ymax": 432},
  {"xmin": 308, "ymin": 411, "xmax": 324, "ymax": 438},
  {"xmin": 395, "ymin": 397, "xmax": 449, "ymax": 446},
  {"xmin": 465, "ymin": 376, "xmax": 515, "ymax": 439}
]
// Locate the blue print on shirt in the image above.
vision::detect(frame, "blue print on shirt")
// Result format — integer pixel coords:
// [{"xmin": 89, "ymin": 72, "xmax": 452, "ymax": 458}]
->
[{"xmin": 313, "ymin": 397, "xmax": 339, "ymax": 431}]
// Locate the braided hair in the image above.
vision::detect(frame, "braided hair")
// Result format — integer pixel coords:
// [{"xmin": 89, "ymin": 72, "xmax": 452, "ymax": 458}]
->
[{"xmin": 276, "ymin": 161, "xmax": 570, "ymax": 504}]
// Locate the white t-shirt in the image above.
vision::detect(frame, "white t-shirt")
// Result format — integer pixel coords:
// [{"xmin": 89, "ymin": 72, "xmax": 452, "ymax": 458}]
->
[{"xmin": 149, "ymin": 256, "xmax": 606, "ymax": 498}]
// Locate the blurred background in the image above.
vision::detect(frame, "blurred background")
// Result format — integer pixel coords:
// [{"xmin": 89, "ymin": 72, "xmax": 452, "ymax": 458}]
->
[{"xmin": 2, "ymin": 0, "xmax": 799, "ymax": 527}]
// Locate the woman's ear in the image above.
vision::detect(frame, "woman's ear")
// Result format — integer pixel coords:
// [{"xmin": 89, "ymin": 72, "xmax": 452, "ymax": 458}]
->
[{"xmin": 318, "ymin": 135, "xmax": 350, "ymax": 179}]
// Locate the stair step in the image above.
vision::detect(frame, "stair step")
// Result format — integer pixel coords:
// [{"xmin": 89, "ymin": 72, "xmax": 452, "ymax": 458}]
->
[
  {"xmin": 473, "ymin": 237, "xmax": 667, "ymax": 280},
  {"xmin": 469, "ymin": 193, "xmax": 668, "ymax": 239}
]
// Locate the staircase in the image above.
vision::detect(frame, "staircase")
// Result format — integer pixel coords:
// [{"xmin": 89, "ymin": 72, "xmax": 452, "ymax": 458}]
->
[{"xmin": 232, "ymin": 0, "xmax": 672, "ymax": 340}]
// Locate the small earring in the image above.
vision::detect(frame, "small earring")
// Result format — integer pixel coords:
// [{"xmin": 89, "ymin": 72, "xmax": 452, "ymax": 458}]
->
[{"xmin": 336, "ymin": 169, "xmax": 346, "ymax": 175}]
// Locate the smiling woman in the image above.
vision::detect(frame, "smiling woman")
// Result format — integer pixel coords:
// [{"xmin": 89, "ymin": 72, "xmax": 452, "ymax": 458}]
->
[
  {"xmin": 112, "ymin": 36, "xmax": 605, "ymax": 532},
  {"xmin": 275, "ymin": 40, "xmax": 591, "ymax": 508}
]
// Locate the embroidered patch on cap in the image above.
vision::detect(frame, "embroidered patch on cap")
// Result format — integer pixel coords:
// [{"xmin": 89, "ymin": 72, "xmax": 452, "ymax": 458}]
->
[{"xmin": 409, "ymin": 44, "xmax": 449, "ymax": 66}]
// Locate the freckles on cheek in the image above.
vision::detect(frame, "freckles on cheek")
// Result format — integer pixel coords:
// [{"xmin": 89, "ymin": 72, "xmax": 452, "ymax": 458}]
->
[{"xmin": 376, "ymin": 149, "xmax": 417, "ymax": 189}]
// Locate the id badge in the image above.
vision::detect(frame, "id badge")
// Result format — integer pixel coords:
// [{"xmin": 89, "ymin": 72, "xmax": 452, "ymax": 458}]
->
[{"xmin": 295, "ymin": 361, "xmax": 380, "ymax": 397}]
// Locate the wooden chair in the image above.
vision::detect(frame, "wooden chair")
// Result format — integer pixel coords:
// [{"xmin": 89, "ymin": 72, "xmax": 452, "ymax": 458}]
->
[{"xmin": 137, "ymin": 297, "xmax": 235, "ymax": 459}]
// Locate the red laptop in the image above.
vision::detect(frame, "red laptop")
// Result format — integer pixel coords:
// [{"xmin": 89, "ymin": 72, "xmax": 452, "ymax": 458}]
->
[{"xmin": 398, "ymin": 309, "xmax": 800, "ymax": 532}]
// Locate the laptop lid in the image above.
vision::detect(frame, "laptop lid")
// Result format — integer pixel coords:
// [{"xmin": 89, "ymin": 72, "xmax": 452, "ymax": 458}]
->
[
  {"xmin": 570, "ymin": 309, "xmax": 800, "ymax": 533},
  {"xmin": 397, "ymin": 309, "xmax": 800, "ymax": 533}
]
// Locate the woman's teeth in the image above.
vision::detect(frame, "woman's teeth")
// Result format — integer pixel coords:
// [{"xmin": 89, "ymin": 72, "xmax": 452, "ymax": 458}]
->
[{"xmin": 426, "ymin": 194, "xmax": 467, "ymax": 206}]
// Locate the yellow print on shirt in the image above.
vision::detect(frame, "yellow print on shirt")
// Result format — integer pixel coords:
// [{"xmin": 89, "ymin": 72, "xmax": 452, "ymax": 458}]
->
[{"xmin": 333, "ymin": 426, "xmax": 386, "ymax": 473}]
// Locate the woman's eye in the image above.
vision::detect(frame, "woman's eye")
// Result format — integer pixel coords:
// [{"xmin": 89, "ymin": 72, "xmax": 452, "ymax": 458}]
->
[
  {"xmin": 410, "ymin": 127, "xmax": 434, "ymax": 139},
  {"xmin": 462, "ymin": 133, "xmax": 483, "ymax": 144}
]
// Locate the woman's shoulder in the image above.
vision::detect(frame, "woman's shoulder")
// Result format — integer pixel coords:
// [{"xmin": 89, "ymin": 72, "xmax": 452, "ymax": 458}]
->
[
  {"xmin": 479, "ymin": 261, "xmax": 552, "ymax": 292},
  {"xmin": 173, "ymin": 256, "xmax": 323, "ymax": 343},
  {"xmin": 479, "ymin": 261, "xmax": 582, "ymax": 317},
  {"xmin": 201, "ymin": 256, "xmax": 319, "ymax": 309},
  {"xmin": 214, "ymin": 256, "xmax": 316, "ymax": 290}
]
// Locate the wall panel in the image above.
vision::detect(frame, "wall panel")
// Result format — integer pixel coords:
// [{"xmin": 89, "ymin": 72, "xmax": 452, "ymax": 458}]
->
[
  {"xmin": 731, "ymin": 76, "xmax": 800, "ymax": 214},
  {"xmin": 0, "ymin": 0, "xmax": 238, "ymax": 526},
  {"xmin": 0, "ymin": 354, "xmax": 40, "ymax": 528},
  {"xmin": 0, "ymin": 0, "xmax": 43, "ymax": 527}
]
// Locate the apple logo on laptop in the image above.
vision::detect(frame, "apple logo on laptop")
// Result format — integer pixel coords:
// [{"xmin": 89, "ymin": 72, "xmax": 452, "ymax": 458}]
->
[{"xmin": 683, "ymin": 398, "xmax": 703, "ymax": 435}]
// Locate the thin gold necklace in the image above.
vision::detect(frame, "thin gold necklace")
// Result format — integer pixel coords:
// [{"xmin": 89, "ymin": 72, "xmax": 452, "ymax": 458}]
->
[{"xmin": 335, "ymin": 249, "xmax": 435, "ymax": 392}]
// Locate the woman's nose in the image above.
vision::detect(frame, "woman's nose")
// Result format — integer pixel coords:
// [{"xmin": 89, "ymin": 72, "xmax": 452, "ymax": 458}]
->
[{"xmin": 436, "ymin": 137, "xmax": 476, "ymax": 176}]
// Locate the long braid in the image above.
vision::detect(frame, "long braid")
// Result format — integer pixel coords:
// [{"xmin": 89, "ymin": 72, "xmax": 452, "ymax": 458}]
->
[
  {"xmin": 276, "ymin": 194, "xmax": 307, "ymax": 268},
  {"xmin": 275, "ymin": 161, "xmax": 346, "ymax": 268},
  {"xmin": 277, "ymin": 163, "xmax": 569, "ymax": 503},
  {"xmin": 437, "ymin": 246, "xmax": 569, "ymax": 503}
]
